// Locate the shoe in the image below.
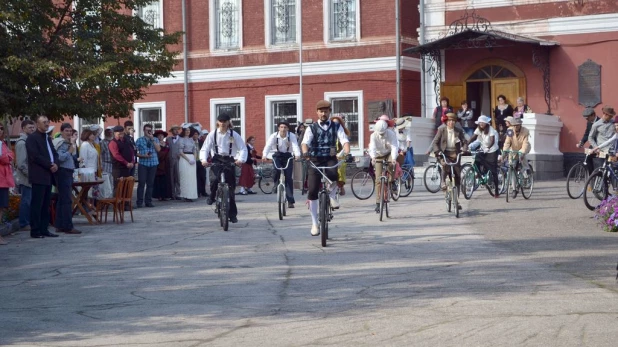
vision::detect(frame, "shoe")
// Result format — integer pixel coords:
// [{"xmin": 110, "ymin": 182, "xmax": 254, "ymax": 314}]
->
[
  {"xmin": 145, "ymin": 203, "xmax": 155, "ymax": 207},
  {"xmin": 311, "ymin": 224, "xmax": 319, "ymax": 236},
  {"xmin": 375, "ymin": 203, "xmax": 380, "ymax": 213},
  {"xmin": 42, "ymin": 231, "xmax": 59, "ymax": 238},
  {"xmin": 229, "ymin": 216, "xmax": 238, "ymax": 223},
  {"xmin": 241, "ymin": 191, "xmax": 248, "ymax": 195},
  {"xmin": 330, "ymin": 197, "xmax": 340, "ymax": 209},
  {"xmin": 457, "ymin": 204, "xmax": 462, "ymax": 210},
  {"xmin": 494, "ymin": 194, "xmax": 500, "ymax": 199},
  {"xmin": 511, "ymin": 190, "xmax": 517, "ymax": 199},
  {"xmin": 184, "ymin": 198, "xmax": 193, "ymax": 202},
  {"xmin": 64, "ymin": 229, "xmax": 82, "ymax": 234},
  {"xmin": 30, "ymin": 233, "xmax": 44, "ymax": 239},
  {"xmin": 339, "ymin": 186, "xmax": 346, "ymax": 196},
  {"xmin": 19, "ymin": 225, "xmax": 31, "ymax": 231},
  {"xmin": 247, "ymin": 190, "xmax": 257, "ymax": 195},
  {"xmin": 440, "ymin": 184, "xmax": 447, "ymax": 191},
  {"xmin": 288, "ymin": 202, "xmax": 295, "ymax": 208},
  {"xmin": 0, "ymin": 236, "xmax": 8, "ymax": 245},
  {"xmin": 174, "ymin": 197, "xmax": 182, "ymax": 201},
  {"xmin": 206, "ymin": 197, "xmax": 214, "ymax": 205}
]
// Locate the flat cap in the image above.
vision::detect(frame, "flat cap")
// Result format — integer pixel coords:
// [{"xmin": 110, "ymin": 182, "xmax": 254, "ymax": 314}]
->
[
  {"xmin": 112, "ymin": 125, "xmax": 124, "ymax": 133},
  {"xmin": 316, "ymin": 100, "xmax": 331, "ymax": 110}
]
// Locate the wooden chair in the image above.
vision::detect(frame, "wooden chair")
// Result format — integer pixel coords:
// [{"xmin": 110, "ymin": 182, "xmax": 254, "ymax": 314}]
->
[
  {"xmin": 95, "ymin": 177, "xmax": 125, "ymax": 224},
  {"xmin": 119, "ymin": 176, "xmax": 135, "ymax": 223}
]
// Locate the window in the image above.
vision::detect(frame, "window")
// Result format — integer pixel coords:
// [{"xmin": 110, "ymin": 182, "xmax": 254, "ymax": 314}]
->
[
  {"xmin": 213, "ymin": 0, "xmax": 241, "ymax": 49},
  {"xmin": 270, "ymin": 0, "xmax": 297, "ymax": 45},
  {"xmin": 133, "ymin": 101, "xmax": 166, "ymax": 138},
  {"xmin": 136, "ymin": 0, "xmax": 163, "ymax": 29},
  {"xmin": 210, "ymin": 97, "xmax": 246, "ymax": 139},
  {"xmin": 76, "ymin": 115, "xmax": 103, "ymax": 134},
  {"xmin": 328, "ymin": 0, "xmax": 358, "ymax": 42},
  {"xmin": 264, "ymin": 94, "xmax": 301, "ymax": 141},
  {"xmin": 325, "ymin": 91, "xmax": 364, "ymax": 154}
]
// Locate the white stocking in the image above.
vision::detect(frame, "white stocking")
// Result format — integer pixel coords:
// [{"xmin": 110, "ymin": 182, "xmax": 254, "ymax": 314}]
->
[
  {"xmin": 329, "ymin": 184, "xmax": 337, "ymax": 199},
  {"xmin": 309, "ymin": 200, "xmax": 318, "ymax": 226}
]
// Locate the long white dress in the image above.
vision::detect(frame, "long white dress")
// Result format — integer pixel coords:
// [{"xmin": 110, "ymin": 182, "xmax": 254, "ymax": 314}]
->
[{"xmin": 178, "ymin": 137, "xmax": 198, "ymax": 199}]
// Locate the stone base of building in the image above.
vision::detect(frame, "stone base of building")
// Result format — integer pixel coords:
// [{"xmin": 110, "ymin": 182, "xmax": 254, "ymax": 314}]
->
[{"xmin": 526, "ymin": 154, "xmax": 565, "ymax": 180}]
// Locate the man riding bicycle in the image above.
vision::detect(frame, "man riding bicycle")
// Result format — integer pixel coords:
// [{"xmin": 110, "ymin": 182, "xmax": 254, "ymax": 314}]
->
[
  {"xmin": 200, "ymin": 113, "xmax": 247, "ymax": 223},
  {"xmin": 502, "ymin": 117, "xmax": 531, "ymax": 197},
  {"xmin": 468, "ymin": 115, "xmax": 500, "ymax": 197},
  {"xmin": 301, "ymin": 100, "xmax": 351, "ymax": 236},
  {"xmin": 431, "ymin": 113, "xmax": 467, "ymax": 209},
  {"xmin": 262, "ymin": 121, "xmax": 301, "ymax": 208},
  {"xmin": 368, "ymin": 119, "xmax": 399, "ymax": 213}
]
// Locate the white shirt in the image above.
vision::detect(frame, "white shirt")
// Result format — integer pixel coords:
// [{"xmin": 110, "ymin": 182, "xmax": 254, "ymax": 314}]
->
[
  {"xmin": 369, "ymin": 129, "xmax": 399, "ymax": 160},
  {"xmin": 474, "ymin": 126, "xmax": 499, "ymax": 153},
  {"xmin": 79, "ymin": 141, "xmax": 99, "ymax": 170},
  {"xmin": 301, "ymin": 120, "xmax": 350, "ymax": 147},
  {"xmin": 200, "ymin": 128, "xmax": 248, "ymax": 163},
  {"xmin": 446, "ymin": 128, "xmax": 456, "ymax": 151},
  {"xmin": 263, "ymin": 132, "xmax": 301, "ymax": 158}
]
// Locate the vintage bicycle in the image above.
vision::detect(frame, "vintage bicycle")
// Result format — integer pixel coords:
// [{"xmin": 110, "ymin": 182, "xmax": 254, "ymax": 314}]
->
[{"xmin": 502, "ymin": 150, "xmax": 534, "ymax": 203}]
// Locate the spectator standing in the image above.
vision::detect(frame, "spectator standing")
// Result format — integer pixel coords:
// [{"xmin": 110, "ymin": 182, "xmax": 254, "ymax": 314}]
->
[
  {"xmin": 108, "ymin": 125, "xmax": 135, "ymax": 191},
  {"xmin": 238, "ymin": 136, "xmax": 260, "ymax": 195},
  {"xmin": 135, "ymin": 124, "xmax": 161, "ymax": 208},
  {"xmin": 166, "ymin": 125, "xmax": 182, "ymax": 200},
  {"xmin": 123, "ymin": 121, "xmax": 137, "ymax": 176},
  {"xmin": 0, "ymin": 124, "xmax": 15, "ymax": 245},
  {"xmin": 153, "ymin": 130, "xmax": 172, "ymax": 201},
  {"xmin": 100, "ymin": 127, "xmax": 114, "ymax": 174},
  {"xmin": 54, "ymin": 123, "xmax": 81, "ymax": 234},
  {"xmin": 25, "ymin": 115, "xmax": 59, "ymax": 239},
  {"xmin": 433, "ymin": 97, "xmax": 454, "ymax": 130},
  {"xmin": 178, "ymin": 125, "xmax": 198, "ymax": 202},
  {"xmin": 14, "ymin": 119, "xmax": 36, "ymax": 232}
]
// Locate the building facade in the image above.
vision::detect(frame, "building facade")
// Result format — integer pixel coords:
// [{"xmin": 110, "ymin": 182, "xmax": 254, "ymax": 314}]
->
[{"xmin": 411, "ymin": 0, "xmax": 618, "ymax": 177}]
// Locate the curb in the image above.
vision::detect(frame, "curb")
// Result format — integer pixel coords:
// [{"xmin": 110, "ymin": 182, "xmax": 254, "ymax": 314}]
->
[{"xmin": 0, "ymin": 219, "xmax": 19, "ymax": 237}]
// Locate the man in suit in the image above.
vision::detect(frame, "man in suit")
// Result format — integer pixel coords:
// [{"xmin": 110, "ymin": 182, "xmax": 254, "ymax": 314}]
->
[
  {"xmin": 431, "ymin": 112, "xmax": 468, "ymax": 208},
  {"xmin": 25, "ymin": 115, "xmax": 60, "ymax": 238},
  {"xmin": 166, "ymin": 125, "xmax": 182, "ymax": 200}
]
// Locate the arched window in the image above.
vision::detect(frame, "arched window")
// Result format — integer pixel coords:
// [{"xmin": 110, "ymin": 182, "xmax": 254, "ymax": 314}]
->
[{"xmin": 467, "ymin": 65, "xmax": 516, "ymax": 80}]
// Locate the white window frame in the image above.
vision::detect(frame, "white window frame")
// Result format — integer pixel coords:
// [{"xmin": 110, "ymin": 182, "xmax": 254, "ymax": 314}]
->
[
  {"xmin": 264, "ymin": 94, "xmax": 301, "ymax": 141},
  {"xmin": 133, "ymin": 101, "xmax": 167, "ymax": 139},
  {"xmin": 323, "ymin": 0, "xmax": 361, "ymax": 45},
  {"xmin": 210, "ymin": 97, "xmax": 246, "ymax": 138},
  {"xmin": 324, "ymin": 90, "xmax": 364, "ymax": 156},
  {"xmin": 264, "ymin": 0, "xmax": 300, "ymax": 48},
  {"xmin": 209, "ymin": 0, "xmax": 244, "ymax": 51},
  {"xmin": 133, "ymin": 0, "xmax": 164, "ymax": 30},
  {"xmin": 74, "ymin": 115, "xmax": 105, "ymax": 139}
]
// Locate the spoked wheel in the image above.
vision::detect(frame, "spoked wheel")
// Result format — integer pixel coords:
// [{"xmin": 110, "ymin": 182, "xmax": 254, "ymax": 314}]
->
[
  {"xmin": 259, "ymin": 176, "xmax": 274, "ymax": 194},
  {"xmin": 391, "ymin": 177, "xmax": 401, "ymax": 201},
  {"xmin": 319, "ymin": 192, "xmax": 328, "ymax": 247},
  {"xmin": 277, "ymin": 186, "xmax": 284, "ymax": 220},
  {"xmin": 498, "ymin": 166, "xmax": 508, "ymax": 195},
  {"xmin": 505, "ymin": 168, "xmax": 513, "ymax": 203},
  {"xmin": 220, "ymin": 185, "xmax": 229, "ymax": 231},
  {"xmin": 400, "ymin": 169, "xmax": 414, "ymax": 197},
  {"xmin": 423, "ymin": 164, "xmax": 441, "ymax": 193},
  {"xmin": 566, "ymin": 163, "xmax": 588, "ymax": 199},
  {"xmin": 453, "ymin": 186, "xmax": 459, "ymax": 218},
  {"xmin": 461, "ymin": 165, "xmax": 475, "ymax": 200},
  {"xmin": 379, "ymin": 178, "xmax": 386, "ymax": 222},
  {"xmin": 485, "ymin": 170, "xmax": 497, "ymax": 197},
  {"xmin": 521, "ymin": 167, "xmax": 534, "ymax": 199},
  {"xmin": 351, "ymin": 169, "xmax": 375, "ymax": 200},
  {"xmin": 583, "ymin": 171, "xmax": 608, "ymax": 211},
  {"xmin": 445, "ymin": 189, "xmax": 452, "ymax": 213}
]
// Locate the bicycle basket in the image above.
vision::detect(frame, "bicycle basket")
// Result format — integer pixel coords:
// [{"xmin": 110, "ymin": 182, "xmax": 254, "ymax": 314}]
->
[{"xmin": 356, "ymin": 156, "xmax": 371, "ymax": 168}]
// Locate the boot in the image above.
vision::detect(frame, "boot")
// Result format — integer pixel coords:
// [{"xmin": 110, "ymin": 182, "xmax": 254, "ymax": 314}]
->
[
  {"xmin": 375, "ymin": 203, "xmax": 380, "ymax": 213},
  {"xmin": 338, "ymin": 181, "xmax": 346, "ymax": 196}
]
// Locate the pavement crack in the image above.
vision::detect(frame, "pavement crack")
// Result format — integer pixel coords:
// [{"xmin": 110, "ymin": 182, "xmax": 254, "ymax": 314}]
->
[
  {"xmin": 76, "ymin": 310, "xmax": 102, "ymax": 320},
  {"xmin": 188, "ymin": 320, "xmax": 252, "ymax": 346}
]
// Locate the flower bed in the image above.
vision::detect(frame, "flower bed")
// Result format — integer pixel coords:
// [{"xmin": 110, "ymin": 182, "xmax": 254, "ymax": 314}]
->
[
  {"xmin": 1, "ymin": 193, "xmax": 20, "ymax": 223},
  {"xmin": 595, "ymin": 195, "xmax": 618, "ymax": 232}
]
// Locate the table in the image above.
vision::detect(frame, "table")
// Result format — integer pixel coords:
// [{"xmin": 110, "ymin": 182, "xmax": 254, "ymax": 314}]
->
[{"xmin": 72, "ymin": 180, "xmax": 105, "ymax": 225}]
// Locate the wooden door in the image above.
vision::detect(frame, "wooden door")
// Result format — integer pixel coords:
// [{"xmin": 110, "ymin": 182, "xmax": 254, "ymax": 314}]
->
[
  {"xmin": 491, "ymin": 78, "xmax": 522, "ymax": 127},
  {"xmin": 440, "ymin": 82, "xmax": 466, "ymax": 110}
]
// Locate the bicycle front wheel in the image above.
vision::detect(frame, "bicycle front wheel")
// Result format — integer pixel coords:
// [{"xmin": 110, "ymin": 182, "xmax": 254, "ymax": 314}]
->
[
  {"xmin": 379, "ymin": 177, "xmax": 386, "ymax": 222},
  {"xmin": 391, "ymin": 177, "xmax": 401, "ymax": 201},
  {"xmin": 505, "ymin": 168, "xmax": 513, "ymax": 203},
  {"xmin": 351, "ymin": 169, "xmax": 375, "ymax": 200},
  {"xmin": 453, "ymin": 186, "xmax": 459, "ymax": 218},
  {"xmin": 277, "ymin": 186, "xmax": 284, "ymax": 220},
  {"xmin": 259, "ymin": 176, "xmax": 274, "ymax": 194},
  {"xmin": 400, "ymin": 168, "xmax": 414, "ymax": 197},
  {"xmin": 423, "ymin": 164, "xmax": 441, "ymax": 193},
  {"xmin": 498, "ymin": 166, "xmax": 508, "ymax": 195},
  {"xmin": 521, "ymin": 167, "xmax": 534, "ymax": 199},
  {"xmin": 220, "ymin": 185, "xmax": 229, "ymax": 231},
  {"xmin": 461, "ymin": 164, "xmax": 475, "ymax": 200},
  {"xmin": 566, "ymin": 163, "xmax": 588, "ymax": 199},
  {"xmin": 583, "ymin": 171, "xmax": 608, "ymax": 211},
  {"xmin": 319, "ymin": 192, "xmax": 328, "ymax": 247}
]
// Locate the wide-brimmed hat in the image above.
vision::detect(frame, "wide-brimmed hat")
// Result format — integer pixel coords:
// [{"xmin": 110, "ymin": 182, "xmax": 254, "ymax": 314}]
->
[
  {"xmin": 169, "ymin": 124, "xmax": 181, "ymax": 131},
  {"xmin": 395, "ymin": 118, "xmax": 408, "ymax": 130},
  {"xmin": 377, "ymin": 115, "xmax": 390, "ymax": 122},
  {"xmin": 445, "ymin": 112, "xmax": 458, "ymax": 121},
  {"xmin": 602, "ymin": 106, "xmax": 616, "ymax": 116},
  {"xmin": 475, "ymin": 115, "xmax": 492, "ymax": 125},
  {"xmin": 154, "ymin": 130, "xmax": 168, "ymax": 137},
  {"xmin": 582, "ymin": 107, "xmax": 595, "ymax": 118},
  {"xmin": 511, "ymin": 118, "xmax": 523, "ymax": 125},
  {"xmin": 504, "ymin": 116, "xmax": 515, "ymax": 125},
  {"xmin": 46, "ymin": 125, "xmax": 55, "ymax": 134},
  {"xmin": 316, "ymin": 100, "xmax": 331, "ymax": 110},
  {"xmin": 200, "ymin": 129, "xmax": 209, "ymax": 135}
]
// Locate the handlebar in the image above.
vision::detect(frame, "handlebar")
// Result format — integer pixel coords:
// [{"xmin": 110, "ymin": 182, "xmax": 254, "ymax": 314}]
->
[
  {"xmin": 272, "ymin": 156, "xmax": 295, "ymax": 170},
  {"xmin": 439, "ymin": 152, "xmax": 462, "ymax": 166}
]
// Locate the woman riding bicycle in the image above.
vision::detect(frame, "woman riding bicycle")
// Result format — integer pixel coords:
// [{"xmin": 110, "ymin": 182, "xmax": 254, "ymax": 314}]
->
[
  {"xmin": 431, "ymin": 113, "xmax": 467, "ymax": 209},
  {"xmin": 368, "ymin": 120, "xmax": 398, "ymax": 213},
  {"xmin": 468, "ymin": 115, "xmax": 500, "ymax": 198}
]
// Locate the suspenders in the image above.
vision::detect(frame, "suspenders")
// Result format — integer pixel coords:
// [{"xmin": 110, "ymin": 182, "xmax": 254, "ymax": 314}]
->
[
  {"xmin": 214, "ymin": 129, "xmax": 234, "ymax": 156},
  {"xmin": 276, "ymin": 134, "xmax": 290, "ymax": 153}
]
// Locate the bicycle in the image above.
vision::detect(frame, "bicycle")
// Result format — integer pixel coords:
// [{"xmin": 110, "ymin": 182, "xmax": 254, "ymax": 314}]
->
[
  {"xmin": 375, "ymin": 159, "xmax": 401, "ymax": 221},
  {"xmin": 211, "ymin": 159, "xmax": 236, "ymax": 231},
  {"xmin": 423, "ymin": 157, "xmax": 442, "ymax": 193},
  {"xmin": 503, "ymin": 150, "xmax": 534, "ymax": 203},
  {"xmin": 272, "ymin": 156, "xmax": 295, "ymax": 220},
  {"xmin": 566, "ymin": 149, "xmax": 592, "ymax": 199},
  {"xmin": 583, "ymin": 155, "xmax": 618, "ymax": 211},
  {"xmin": 440, "ymin": 152, "xmax": 462, "ymax": 218},
  {"xmin": 305, "ymin": 159, "xmax": 345, "ymax": 247},
  {"xmin": 461, "ymin": 150, "xmax": 505, "ymax": 199},
  {"xmin": 399, "ymin": 164, "xmax": 415, "ymax": 198},
  {"xmin": 351, "ymin": 155, "xmax": 375, "ymax": 200},
  {"xmin": 256, "ymin": 160, "xmax": 274, "ymax": 194}
]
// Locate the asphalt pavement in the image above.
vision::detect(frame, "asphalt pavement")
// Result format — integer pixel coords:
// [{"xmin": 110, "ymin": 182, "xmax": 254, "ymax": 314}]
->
[{"xmin": 0, "ymin": 180, "xmax": 617, "ymax": 346}]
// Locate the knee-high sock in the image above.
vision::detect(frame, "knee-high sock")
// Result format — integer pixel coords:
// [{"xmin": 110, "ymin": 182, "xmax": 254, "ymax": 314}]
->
[
  {"xmin": 309, "ymin": 199, "xmax": 318, "ymax": 225},
  {"xmin": 329, "ymin": 184, "xmax": 337, "ymax": 199}
]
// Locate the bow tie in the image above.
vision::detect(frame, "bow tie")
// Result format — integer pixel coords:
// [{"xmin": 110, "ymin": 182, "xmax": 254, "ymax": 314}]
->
[{"xmin": 320, "ymin": 121, "xmax": 329, "ymax": 126}]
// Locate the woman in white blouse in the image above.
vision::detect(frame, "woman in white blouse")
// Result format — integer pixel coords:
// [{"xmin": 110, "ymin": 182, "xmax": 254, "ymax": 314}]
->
[{"xmin": 79, "ymin": 129, "xmax": 100, "ymax": 201}]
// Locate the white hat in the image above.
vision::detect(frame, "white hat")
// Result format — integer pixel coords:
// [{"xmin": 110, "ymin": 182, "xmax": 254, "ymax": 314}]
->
[
  {"xmin": 192, "ymin": 123, "xmax": 202, "ymax": 133},
  {"xmin": 181, "ymin": 123, "xmax": 191, "ymax": 129},
  {"xmin": 201, "ymin": 129, "xmax": 209, "ymax": 135},
  {"xmin": 475, "ymin": 115, "xmax": 492, "ymax": 125},
  {"xmin": 89, "ymin": 124, "xmax": 101, "ymax": 131},
  {"xmin": 46, "ymin": 125, "xmax": 55, "ymax": 134},
  {"xmin": 374, "ymin": 120, "xmax": 388, "ymax": 135}
]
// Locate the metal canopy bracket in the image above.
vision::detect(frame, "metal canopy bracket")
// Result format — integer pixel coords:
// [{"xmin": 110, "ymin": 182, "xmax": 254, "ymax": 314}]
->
[{"xmin": 532, "ymin": 46, "xmax": 552, "ymax": 114}]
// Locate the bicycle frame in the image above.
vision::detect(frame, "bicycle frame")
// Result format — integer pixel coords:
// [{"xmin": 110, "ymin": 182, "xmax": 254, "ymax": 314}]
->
[
  {"xmin": 375, "ymin": 159, "xmax": 395, "ymax": 221},
  {"xmin": 306, "ymin": 159, "xmax": 345, "ymax": 247},
  {"xmin": 440, "ymin": 152, "xmax": 462, "ymax": 217}
]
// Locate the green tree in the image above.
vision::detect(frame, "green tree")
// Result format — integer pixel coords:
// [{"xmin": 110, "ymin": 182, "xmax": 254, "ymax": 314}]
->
[{"xmin": 0, "ymin": 0, "xmax": 181, "ymax": 122}]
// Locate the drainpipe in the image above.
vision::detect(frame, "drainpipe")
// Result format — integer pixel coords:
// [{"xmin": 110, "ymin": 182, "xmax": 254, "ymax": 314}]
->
[
  {"xmin": 395, "ymin": 0, "xmax": 401, "ymax": 118},
  {"xmin": 419, "ymin": 0, "xmax": 426, "ymax": 118},
  {"xmin": 299, "ymin": 3, "xmax": 303, "ymax": 121},
  {"xmin": 182, "ymin": 0, "xmax": 189, "ymax": 124}
]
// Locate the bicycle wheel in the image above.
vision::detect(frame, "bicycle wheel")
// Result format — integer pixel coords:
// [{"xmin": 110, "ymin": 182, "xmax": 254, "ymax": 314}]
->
[
  {"xmin": 391, "ymin": 177, "xmax": 401, "ymax": 201},
  {"xmin": 319, "ymin": 192, "xmax": 328, "ymax": 247},
  {"xmin": 498, "ymin": 166, "xmax": 508, "ymax": 195},
  {"xmin": 220, "ymin": 185, "xmax": 229, "ymax": 231},
  {"xmin": 566, "ymin": 163, "xmax": 588, "ymax": 199},
  {"xmin": 453, "ymin": 186, "xmax": 459, "ymax": 218},
  {"xmin": 505, "ymin": 168, "xmax": 513, "ymax": 203},
  {"xmin": 485, "ymin": 170, "xmax": 497, "ymax": 197},
  {"xmin": 461, "ymin": 164, "xmax": 475, "ymax": 200},
  {"xmin": 351, "ymin": 169, "xmax": 375, "ymax": 200},
  {"xmin": 277, "ymin": 185, "xmax": 284, "ymax": 220},
  {"xmin": 521, "ymin": 167, "xmax": 534, "ymax": 199},
  {"xmin": 259, "ymin": 176, "xmax": 274, "ymax": 194},
  {"xmin": 583, "ymin": 171, "xmax": 608, "ymax": 211},
  {"xmin": 423, "ymin": 164, "xmax": 441, "ymax": 193},
  {"xmin": 400, "ymin": 168, "xmax": 414, "ymax": 197},
  {"xmin": 379, "ymin": 177, "xmax": 386, "ymax": 222},
  {"xmin": 446, "ymin": 189, "xmax": 452, "ymax": 212},
  {"xmin": 385, "ymin": 181, "xmax": 390, "ymax": 219}
]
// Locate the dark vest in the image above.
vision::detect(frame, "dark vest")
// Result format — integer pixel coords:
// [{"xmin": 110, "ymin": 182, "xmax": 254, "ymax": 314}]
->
[
  {"xmin": 310, "ymin": 122, "xmax": 339, "ymax": 157},
  {"xmin": 111, "ymin": 138, "xmax": 133, "ymax": 170}
]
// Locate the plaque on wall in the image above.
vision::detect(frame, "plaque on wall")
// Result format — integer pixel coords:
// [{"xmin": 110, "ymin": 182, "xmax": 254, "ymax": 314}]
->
[
  {"xmin": 578, "ymin": 59, "xmax": 602, "ymax": 108},
  {"xmin": 368, "ymin": 100, "xmax": 394, "ymax": 122}
]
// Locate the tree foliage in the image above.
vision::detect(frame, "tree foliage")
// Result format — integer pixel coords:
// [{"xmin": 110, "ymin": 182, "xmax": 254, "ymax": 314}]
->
[{"xmin": 0, "ymin": 0, "xmax": 181, "ymax": 122}]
